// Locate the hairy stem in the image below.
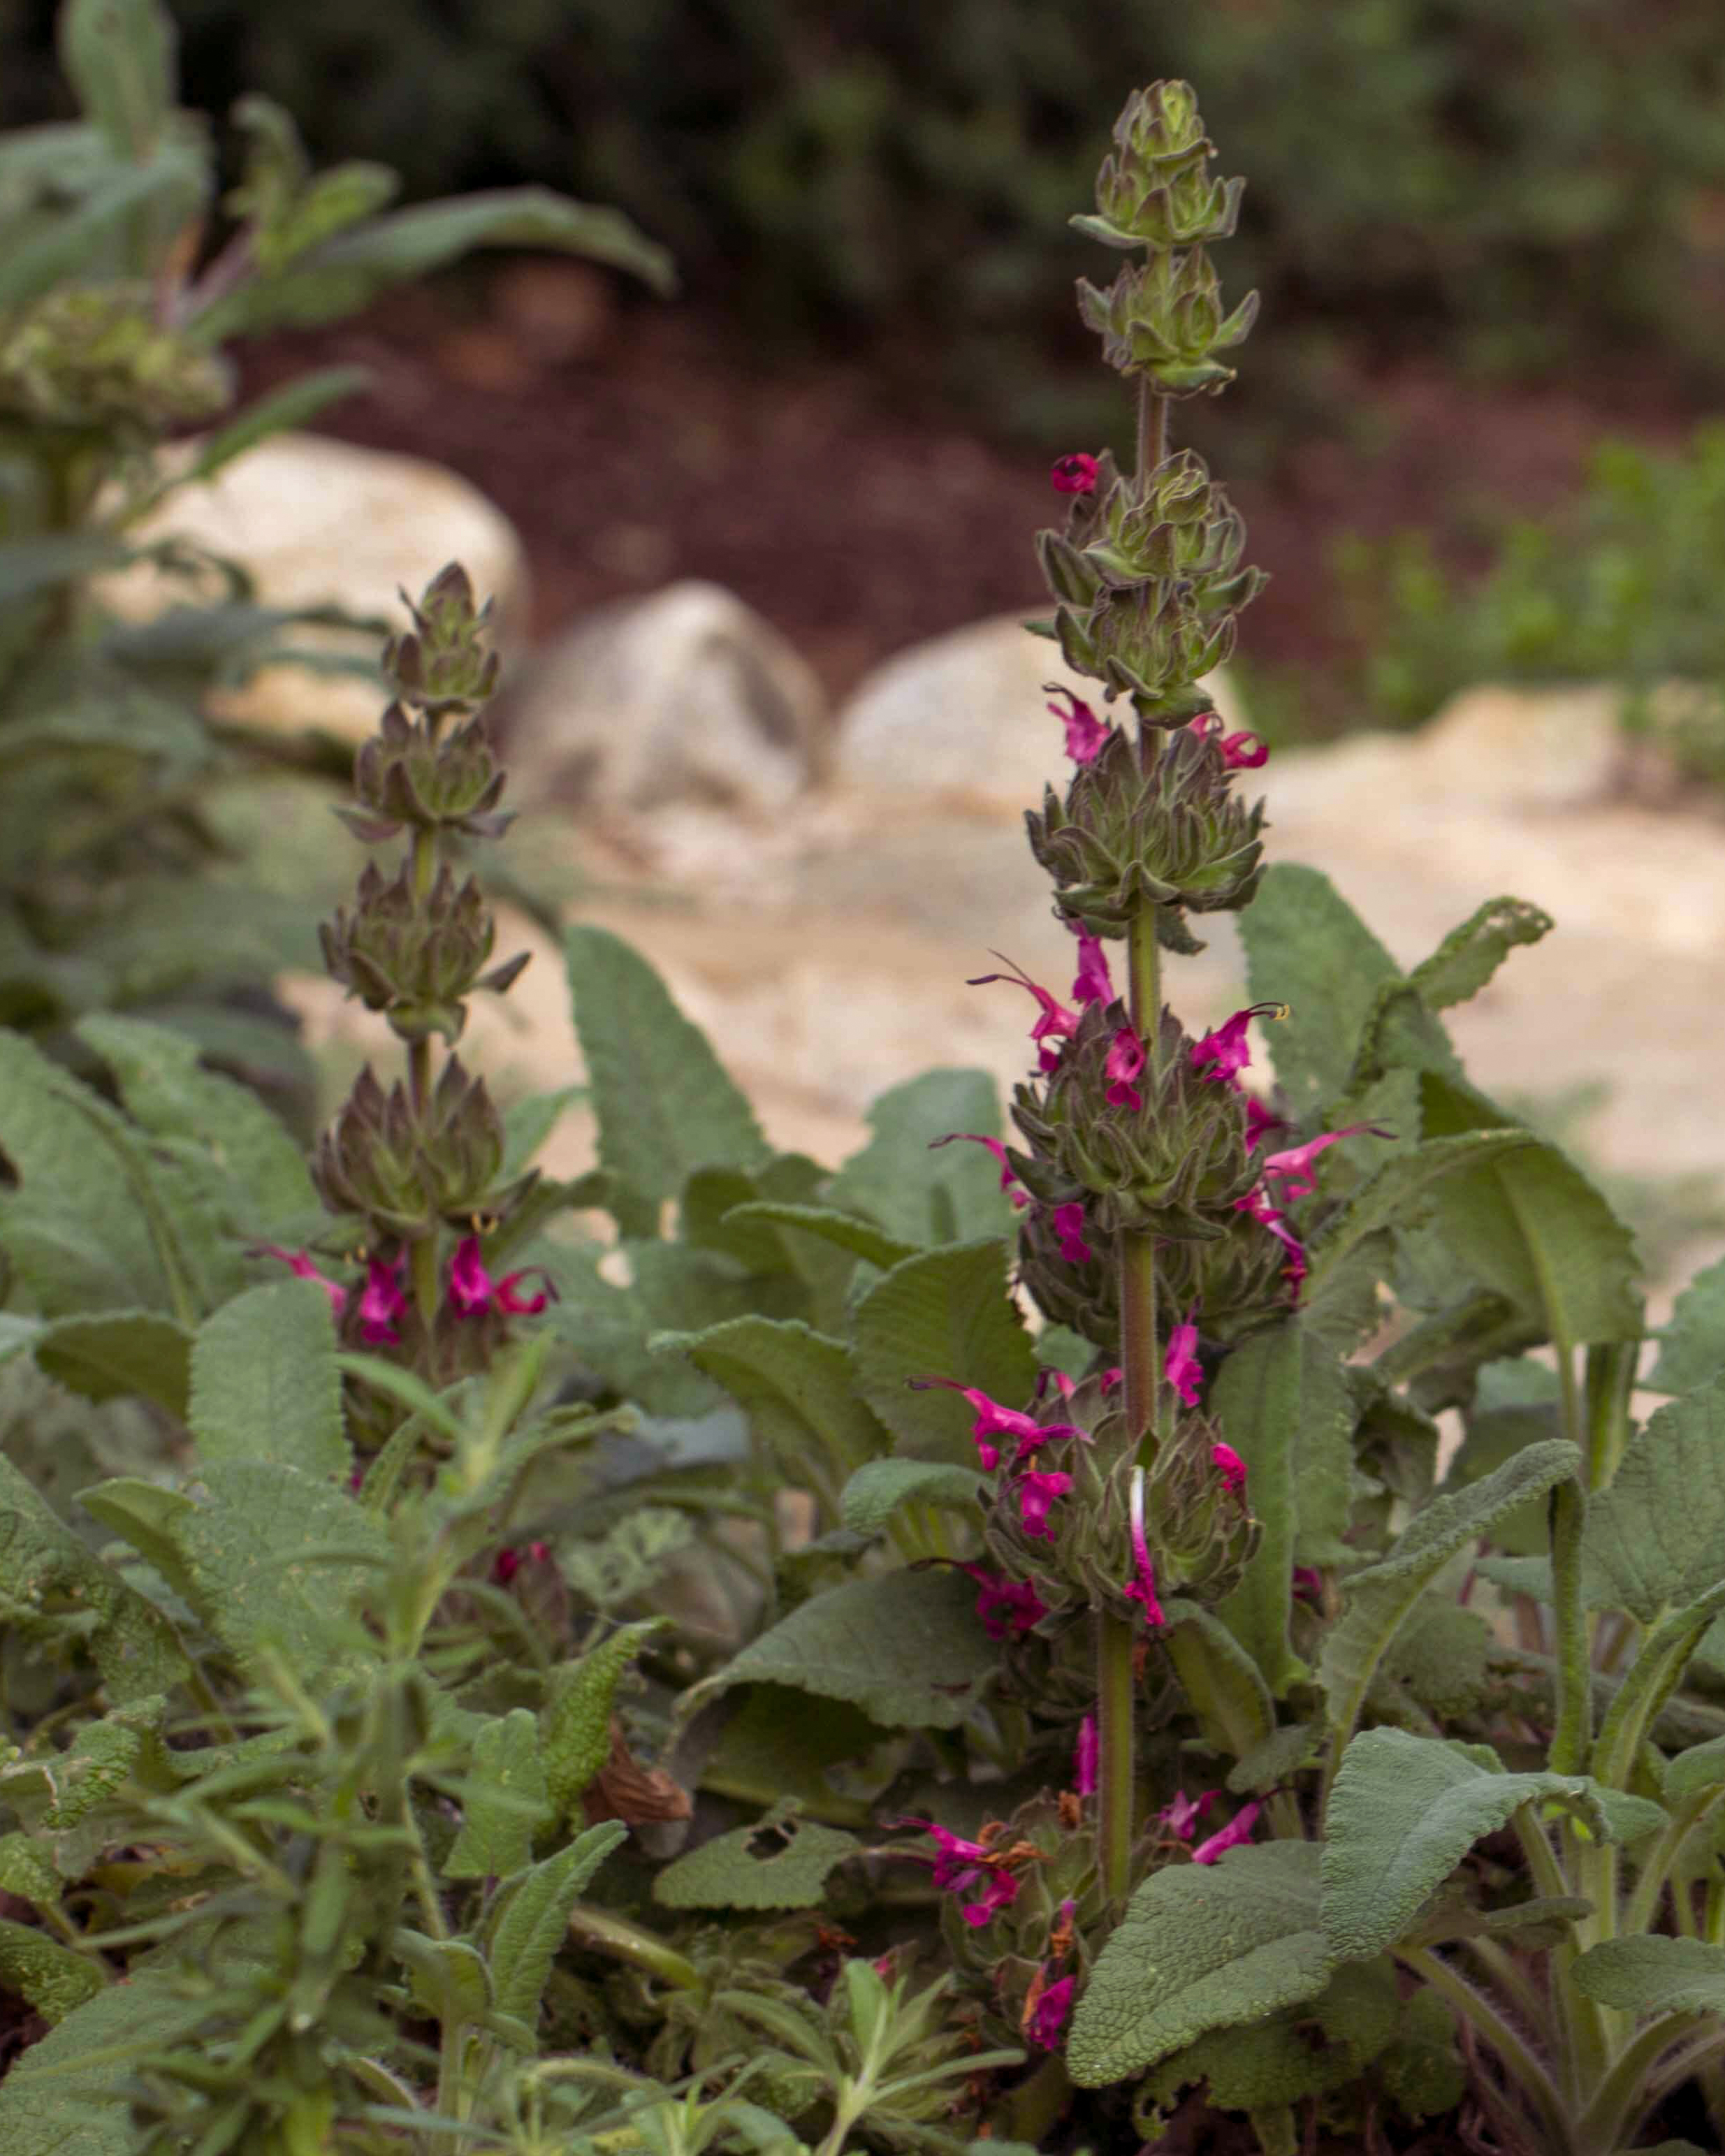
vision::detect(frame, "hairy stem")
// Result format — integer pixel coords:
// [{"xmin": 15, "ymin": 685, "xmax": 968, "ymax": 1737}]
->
[
  {"xmin": 1136, "ymin": 374, "xmax": 1167, "ymax": 488},
  {"xmin": 1396, "ymin": 1946, "xmax": 1573, "ymax": 2156},
  {"xmin": 1548, "ymin": 1476, "xmax": 1592, "ymax": 1776},
  {"xmin": 1096, "ymin": 1608, "xmax": 1137, "ymax": 1911}
]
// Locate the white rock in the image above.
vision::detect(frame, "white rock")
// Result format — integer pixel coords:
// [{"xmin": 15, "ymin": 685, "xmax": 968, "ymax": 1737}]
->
[
  {"xmin": 831, "ymin": 609, "xmax": 1248, "ymax": 810},
  {"xmin": 504, "ymin": 580, "xmax": 827, "ymax": 813},
  {"xmin": 96, "ymin": 432, "xmax": 528, "ymax": 743}
]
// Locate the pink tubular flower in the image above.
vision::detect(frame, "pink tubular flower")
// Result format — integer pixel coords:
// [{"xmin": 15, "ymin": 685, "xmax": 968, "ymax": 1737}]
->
[
  {"xmin": 357, "ymin": 1255, "xmax": 408, "ymax": 1346},
  {"xmin": 1016, "ymin": 1466, "xmax": 1073, "ymax": 1540},
  {"xmin": 1050, "ymin": 451, "xmax": 1099, "ymax": 495},
  {"xmin": 1068, "ymin": 920, "xmax": 1115, "ymax": 1005},
  {"xmin": 1234, "ymin": 1186, "xmax": 1307, "ymax": 1295},
  {"xmin": 1260, "ymin": 1124, "xmax": 1392, "ymax": 1203},
  {"xmin": 1099, "ymin": 1366, "xmax": 1124, "ymax": 1392},
  {"xmin": 1244, "ymin": 1095, "xmax": 1288, "ymax": 1151},
  {"xmin": 448, "ymin": 1235, "xmax": 553, "ymax": 1319},
  {"xmin": 1191, "ymin": 1003, "xmax": 1288, "ymax": 1087},
  {"xmin": 1211, "ymin": 1441, "xmax": 1248, "ymax": 1495},
  {"xmin": 1105, "ymin": 1026, "xmax": 1145, "ymax": 1111},
  {"xmin": 908, "ymin": 1378, "xmax": 1082, "ymax": 1471},
  {"xmin": 1075, "ymin": 1714, "xmax": 1098, "ymax": 1798},
  {"xmin": 962, "ymin": 1563, "xmax": 1047, "ymax": 1640},
  {"xmin": 1026, "ymin": 1974, "xmax": 1075, "ymax": 2049},
  {"xmin": 492, "ymin": 1539, "xmax": 553, "ymax": 1586},
  {"xmin": 1123, "ymin": 1467, "xmax": 1165, "ymax": 1626},
  {"xmin": 905, "ymin": 1821, "xmax": 1022, "ymax": 1928},
  {"xmin": 1189, "ymin": 709, "xmax": 1270, "ymax": 769},
  {"xmin": 968, "ymin": 956, "xmax": 1079, "ymax": 1073},
  {"xmin": 261, "ymin": 1245, "xmax": 347, "ymax": 1318},
  {"xmin": 1192, "ymin": 1800, "xmax": 1261, "ymax": 1865},
  {"xmin": 1293, "ymin": 1565, "xmax": 1325, "ymax": 1605},
  {"xmin": 1047, "ymin": 685, "xmax": 1111, "ymax": 766},
  {"xmin": 1164, "ymin": 1306, "xmax": 1202, "ymax": 1408},
  {"xmin": 1158, "ymin": 1789, "xmax": 1216, "ymax": 1842},
  {"xmin": 932, "ymin": 1132, "xmax": 1030, "ymax": 1210},
  {"xmin": 1051, "ymin": 1201, "xmax": 1094, "ymax": 1265}
]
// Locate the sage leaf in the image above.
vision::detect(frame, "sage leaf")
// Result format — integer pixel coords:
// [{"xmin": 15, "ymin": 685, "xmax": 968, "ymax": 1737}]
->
[
  {"xmin": 189, "ymin": 1279, "xmax": 347, "ymax": 1480},
  {"xmin": 486, "ymin": 1821, "xmax": 627, "ymax": 2029},
  {"xmin": 851, "ymin": 1239, "xmax": 1035, "ymax": 1459},
  {"xmin": 1570, "ymin": 1934, "xmax": 1725, "ymax": 2017}
]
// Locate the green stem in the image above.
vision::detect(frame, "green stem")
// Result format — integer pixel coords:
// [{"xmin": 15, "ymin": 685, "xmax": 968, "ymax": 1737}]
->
[
  {"xmin": 1548, "ymin": 1476, "xmax": 1592, "ymax": 1776},
  {"xmin": 1396, "ymin": 1946, "xmax": 1574, "ymax": 2156},
  {"xmin": 1135, "ymin": 374, "xmax": 1168, "ymax": 488},
  {"xmin": 1459, "ymin": 1932, "xmax": 1555, "ymax": 2045},
  {"xmin": 1001, "ymin": 2055, "xmax": 1072, "ymax": 2146},
  {"xmin": 1582, "ymin": 1338, "xmax": 1639, "ymax": 1492},
  {"xmin": 1575, "ymin": 2011, "xmax": 1715, "ymax": 2155},
  {"xmin": 565, "ymin": 1904, "xmax": 702, "ymax": 1991},
  {"xmin": 1096, "ymin": 1608, "xmax": 1137, "ymax": 1911},
  {"xmin": 1622, "ymin": 1785, "xmax": 1725, "ymax": 1938}
]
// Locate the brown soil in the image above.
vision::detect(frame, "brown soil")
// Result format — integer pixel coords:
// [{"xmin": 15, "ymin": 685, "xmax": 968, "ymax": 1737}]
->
[{"xmin": 236, "ymin": 265, "xmax": 1708, "ymax": 715}]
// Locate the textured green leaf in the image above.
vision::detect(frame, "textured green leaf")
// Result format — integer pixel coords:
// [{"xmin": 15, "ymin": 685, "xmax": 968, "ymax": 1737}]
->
[
  {"xmin": 0, "ymin": 1832, "xmax": 61, "ymax": 1911},
  {"xmin": 1419, "ymin": 1075, "xmax": 1643, "ymax": 1346},
  {"xmin": 188, "ymin": 1279, "xmax": 347, "ymax": 1480},
  {"xmin": 1570, "ymin": 1934, "xmax": 1725, "ymax": 2016},
  {"xmin": 1664, "ymin": 1733, "xmax": 1725, "ymax": 1802},
  {"xmin": 1318, "ymin": 1441, "xmax": 1577, "ymax": 1768},
  {"xmin": 209, "ymin": 187, "xmax": 674, "ymax": 340},
  {"xmin": 1066, "ymin": 1842, "xmax": 1332, "ymax": 2087},
  {"xmin": 0, "ymin": 1454, "xmax": 186, "ymax": 1700},
  {"xmin": 78, "ymin": 1013, "xmax": 317, "ymax": 1230},
  {"xmin": 31, "ymin": 1309, "xmax": 192, "ymax": 1417},
  {"xmin": 400, "ymin": 1932, "xmax": 491, "ymax": 2025},
  {"xmin": 1322, "ymin": 1729, "xmax": 1640, "ymax": 1960},
  {"xmin": 1647, "ymin": 1251, "xmax": 1725, "ymax": 1395},
  {"xmin": 852, "ymin": 1239, "xmax": 1035, "ymax": 1460},
  {"xmin": 540, "ymin": 1239, "xmax": 753, "ymax": 1415},
  {"xmin": 0, "ymin": 1964, "xmax": 215, "ymax": 2153},
  {"xmin": 839, "ymin": 1458, "xmax": 987, "ymax": 1537},
  {"xmin": 1304, "ymin": 1130, "xmax": 1537, "ymax": 1309},
  {"xmin": 486, "ymin": 1821, "xmax": 627, "ymax": 2028},
  {"xmin": 1592, "ymin": 1579, "xmax": 1725, "ymax": 1795},
  {"xmin": 700, "ymin": 1568, "xmax": 996, "ymax": 1731},
  {"xmin": 58, "ymin": 0, "xmax": 175, "ymax": 157},
  {"xmin": 655, "ymin": 1316, "xmax": 889, "ymax": 1515},
  {"xmin": 444, "ymin": 1710, "xmax": 553, "ymax": 1880},
  {"xmin": 1240, "ymin": 865, "xmax": 1402, "ymax": 1120},
  {"xmin": 75, "ymin": 1477, "xmax": 198, "ymax": 1604},
  {"xmin": 1406, "ymin": 897, "xmax": 1553, "ymax": 1012},
  {"xmin": 1212, "ymin": 1320, "xmax": 1355, "ymax": 1695},
  {"xmin": 1583, "ymin": 1376, "xmax": 1725, "ymax": 1622},
  {"xmin": 0, "ymin": 1916, "xmax": 103, "ymax": 2025},
  {"xmin": 1376, "ymin": 1990, "xmax": 1466, "ymax": 2123},
  {"xmin": 825, "ymin": 1070, "xmax": 1016, "ymax": 1247},
  {"xmin": 700, "ymin": 1687, "xmax": 887, "ymax": 1823},
  {"xmin": 654, "ymin": 1804, "xmax": 858, "ymax": 1910},
  {"xmin": 723, "ymin": 1201, "xmax": 918, "ymax": 1276},
  {"xmin": 0, "ymin": 145, "xmax": 203, "ymax": 312},
  {"xmin": 563, "ymin": 924, "xmax": 770, "ymax": 1237},
  {"xmin": 1163, "ymin": 1599, "xmax": 1276, "ymax": 1764},
  {"xmin": 540, "ymin": 1620, "xmax": 665, "ymax": 1826},
  {"xmin": 166, "ymin": 1460, "xmax": 386, "ymax": 1682},
  {"xmin": 1226, "ymin": 1722, "xmax": 1321, "ymax": 1796}
]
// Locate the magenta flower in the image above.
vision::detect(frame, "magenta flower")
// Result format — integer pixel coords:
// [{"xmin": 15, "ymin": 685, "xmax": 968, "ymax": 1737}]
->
[
  {"xmin": 1067, "ymin": 920, "xmax": 1115, "ymax": 1005},
  {"xmin": 1211, "ymin": 1441, "xmax": 1248, "ymax": 1494},
  {"xmin": 933, "ymin": 1131, "xmax": 1030, "ymax": 1209},
  {"xmin": 261, "ymin": 1245, "xmax": 347, "ymax": 1318},
  {"xmin": 357, "ymin": 1255, "xmax": 408, "ymax": 1346},
  {"xmin": 1105, "ymin": 1025, "xmax": 1145, "ymax": 1111},
  {"xmin": 1189, "ymin": 710, "xmax": 1270, "ymax": 769},
  {"xmin": 1293, "ymin": 1564, "xmax": 1325, "ymax": 1605},
  {"xmin": 1158, "ymin": 1789, "xmax": 1216, "ymax": 1842},
  {"xmin": 1234, "ymin": 1186, "xmax": 1308, "ymax": 1294},
  {"xmin": 1075, "ymin": 1714, "xmax": 1098, "ymax": 1798},
  {"xmin": 1047, "ymin": 685, "xmax": 1111, "ymax": 765},
  {"xmin": 1050, "ymin": 451, "xmax": 1099, "ymax": 495},
  {"xmin": 1192, "ymin": 1800, "xmax": 1262, "ymax": 1865},
  {"xmin": 1123, "ymin": 1467, "xmax": 1165, "ymax": 1626},
  {"xmin": 968, "ymin": 956, "xmax": 1079, "ymax": 1073},
  {"xmin": 1016, "ymin": 1466, "xmax": 1073, "ymax": 1540},
  {"xmin": 1044, "ymin": 1369, "xmax": 1077, "ymax": 1401},
  {"xmin": 1051, "ymin": 1200, "xmax": 1094, "ymax": 1265},
  {"xmin": 904, "ymin": 1820, "xmax": 1022, "ymax": 1927},
  {"xmin": 908, "ymin": 1378, "xmax": 1082, "ymax": 1470},
  {"xmin": 1027, "ymin": 1974, "xmax": 1075, "ymax": 2049},
  {"xmin": 1244, "ymin": 1095, "xmax": 1288, "ymax": 1151},
  {"xmin": 448, "ymin": 1234, "xmax": 553, "ymax": 1318},
  {"xmin": 1164, "ymin": 1306, "xmax": 1202, "ymax": 1408},
  {"xmin": 1191, "ymin": 1003, "xmax": 1287, "ymax": 1087},
  {"xmin": 1099, "ymin": 1366, "xmax": 1124, "ymax": 1392},
  {"xmin": 1260, "ymin": 1124, "xmax": 1391, "ymax": 1203},
  {"xmin": 962, "ymin": 1563, "xmax": 1047, "ymax": 1640},
  {"xmin": 490, "ymin": 1539, "xmax": 551, "ymax": 1586}
]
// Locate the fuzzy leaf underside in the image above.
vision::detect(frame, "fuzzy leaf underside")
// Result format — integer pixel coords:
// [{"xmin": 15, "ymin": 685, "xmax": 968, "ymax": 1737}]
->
[
  {"xmin": 1066, "ymin": 1841, "xmax": 1331, "ymax": 2088},
  {"xmin": 1318, "ymin": 1439, "xmax": 1577, "ymax": 1758},
  {"xmin": 851, "ymin": 1239, "xmax": 1036, "ymax": 1459},
  {"xmin": 188, "ymin": 1279, "xmax": 347, "ymax": 1480},
  {"xmin": 697, "ymin": 1567, "xmax": 997, "ymax": 1731},
  {"xmin": 1583, "ymin": 1374, "xmax": 1725, "ymax": 1623},
  {"xmin": 563, "ymin": 924, "xmax": 771, "ymax": 1237},
  {"xmin": 1322, "ymin": 1728, "xmax": 1636, "ymax": 1961}
]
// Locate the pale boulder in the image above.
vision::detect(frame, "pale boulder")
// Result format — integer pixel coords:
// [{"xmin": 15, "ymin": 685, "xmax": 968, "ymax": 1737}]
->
[
  {"xmin": 502, "ymin": 579, "xmax": 827, "ymax": 814},
  {"xmin": 96, "ymin": 432, "xmax": 529, "ymax": 743},
  {"xmin": 831, "ymin": 609, "xmax": 1249, "ymax": 811}
]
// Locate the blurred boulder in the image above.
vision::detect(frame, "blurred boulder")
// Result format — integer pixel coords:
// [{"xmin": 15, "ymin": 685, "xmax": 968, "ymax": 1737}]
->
[
  {"xmin": 97, "ymin": 432, "xmax": 528, "ymax": 745},
  {"xmin": 831, "ymin": 610, "xmax": 1249, "ymax": 811},
  {"xmin": 504, "ymin": 580, "xmax": 827, "ymax": 813}
]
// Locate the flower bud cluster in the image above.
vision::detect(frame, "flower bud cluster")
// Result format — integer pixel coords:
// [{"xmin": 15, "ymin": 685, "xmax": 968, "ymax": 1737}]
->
[
  {"xmin": 0, "ymin": 284, "xmax": 233, "ymax": 436},
  {"xmin": 319, "ymin": 859, "xmax": 529, "ymax": 1044},
  {"xmin": 311, "ymin": 1058, "xmax": 533, "ymax": 1239}
]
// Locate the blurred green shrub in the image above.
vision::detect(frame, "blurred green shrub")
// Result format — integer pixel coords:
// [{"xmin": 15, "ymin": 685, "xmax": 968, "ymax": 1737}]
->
[
  {"xmin": 1331, "ymin": 425, "xmax": 1725, "ymax": 780},
  {"xmin": 17, "ymin": 0, "xmax": 1719, "ymax": 430}
]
